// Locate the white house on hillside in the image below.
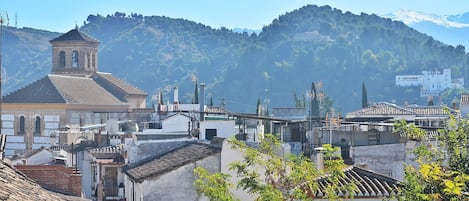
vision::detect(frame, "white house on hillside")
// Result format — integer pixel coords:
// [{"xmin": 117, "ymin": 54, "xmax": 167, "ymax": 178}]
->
[{"xmin": 395, "ymin": 68, "xmax": 464, "ymax": 97}]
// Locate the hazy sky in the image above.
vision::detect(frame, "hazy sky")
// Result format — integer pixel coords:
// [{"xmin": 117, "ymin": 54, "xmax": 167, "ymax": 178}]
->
[{"xmin": 2, "ymin": 0, "xmax": 469, "ymax": 33}]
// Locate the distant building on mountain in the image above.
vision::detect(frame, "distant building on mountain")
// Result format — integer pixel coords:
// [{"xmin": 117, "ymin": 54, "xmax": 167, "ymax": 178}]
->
[
  {"xmin": 1, "ymin": 28, "xmax": 147, "ymax": 157},
  {"xmin": 395, "ymin": 68, "xmax": 464, "ymax": 97}
]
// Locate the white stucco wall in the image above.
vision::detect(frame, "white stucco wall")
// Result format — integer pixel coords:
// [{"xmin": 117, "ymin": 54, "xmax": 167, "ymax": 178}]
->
[
  {"xmin": 351, "ymin": 141, "xmax": 429, "ymax": 181},
  {"xmin": 127, "ymin": 139, "xmax": 194, "ymax": 164},
  {"xmin": 161, "ymin": 114, "xmax": 190, "ymax": 132},
  {"xmin": 126, "ymin": 153, "xmax": 220, "ymax": 201},
  {"xmin": 10, "ymin": 149, "xmax": 53, "ymax": 165},
  {"xmin": 199, "ymin": 120, "xmax": 236, "ymax": 140},
  {"xmin": 221, "ymin": 140, "xmax": 256, "ymax": 201},
  {"xmin": 80, "ymin": 151, "xmax": 94, "ymax": 199},
  {"xmin": 352, "ymin": 143, "xmax": 406, "ymax": 180}
]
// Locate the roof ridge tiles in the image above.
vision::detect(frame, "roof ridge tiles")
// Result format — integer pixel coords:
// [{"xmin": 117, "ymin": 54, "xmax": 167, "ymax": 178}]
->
[{"xmin": 94, "ymin": 72, "xmax": 147, "ymax": 95}]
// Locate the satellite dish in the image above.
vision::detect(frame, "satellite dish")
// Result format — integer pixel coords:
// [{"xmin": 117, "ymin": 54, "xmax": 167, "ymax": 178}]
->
[{"xmin": 105, "ymin": 119, "xmax": 118, "ymax": 134}]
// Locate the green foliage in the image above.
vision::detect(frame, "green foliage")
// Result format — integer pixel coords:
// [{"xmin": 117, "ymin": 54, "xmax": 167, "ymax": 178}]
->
[
  {"xmin": 439, "ymin": 116, "xmax": 469, "ymax": 175},
  {"xmin": 393, "ymin": 119, "xmax": 426, "ymax": 141},
  {"xmin": 310, "ymin": 82, "xmax": 320, "ymax": 119},
  {"xmin": 193, "ymin": 81, "xmax": 199, "ymax": 104},
  {"xmin": 194, "ymin": 167, "xmax": 238, "ymax": 201},
  {"xmin": 256, "ymin": 98, "xmax": 261, "ymax": 115},
  {"xmin": 398, "ymin": 117, "xmax": 469, "ymax": 201},
  {"xmin": 4, "ymin": 5, "xmax": 469, "ymax": 113},
  {"xmin": 293, "ymin": 91, "xmax": 306, "ymax": 108},
  {"xmin": 194, "ymin": 135, "xmax": 357, "ymax": 200},
  {"xmin": 440, "ymin": 88, "xmax": 469, "ymax": 112}
]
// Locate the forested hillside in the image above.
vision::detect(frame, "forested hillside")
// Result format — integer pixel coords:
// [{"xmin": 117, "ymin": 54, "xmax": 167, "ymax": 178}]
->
[{"xmin": 2, "ymin": 5, "xmax": 468, "ymax": 113}]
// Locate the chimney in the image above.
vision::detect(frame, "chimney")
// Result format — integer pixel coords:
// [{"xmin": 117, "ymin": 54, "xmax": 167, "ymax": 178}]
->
[
  {"xmin": 314, "ymin": 147, "xmax": 325, "ymax": 171},
  {"xmin": 173, "ymin": 86, "xmax": 179, "ymax": 104},
  {"xmin": 199, "ymin": 83, "xmax": 205, "ymax": 121}
]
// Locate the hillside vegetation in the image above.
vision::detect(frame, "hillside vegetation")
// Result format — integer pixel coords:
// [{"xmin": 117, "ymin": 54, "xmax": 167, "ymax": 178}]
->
[{"xmin": 2, "ymin": 5, "xmax": 468, "ymax": 113}]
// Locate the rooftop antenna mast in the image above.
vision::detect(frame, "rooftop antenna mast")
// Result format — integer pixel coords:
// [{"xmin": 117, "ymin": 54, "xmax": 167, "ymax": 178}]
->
[{"xmin": 0, "ymin": 11, "xmax": 9, "ymax": 129}]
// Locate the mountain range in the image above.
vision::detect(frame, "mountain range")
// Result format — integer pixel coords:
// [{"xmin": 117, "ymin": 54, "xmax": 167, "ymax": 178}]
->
[
  {"xmin": 2, "ymin": 5, "xmax": 468, "ymax": 114},
  {"xmin": 384, "ymin": 9, "xmax": 469, "ymax": 49}
]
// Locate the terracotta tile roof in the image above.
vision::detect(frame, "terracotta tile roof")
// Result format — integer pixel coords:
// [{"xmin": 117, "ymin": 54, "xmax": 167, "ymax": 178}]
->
[
  {"xmin": 404, "ymin": 105, "xmax": 454, "ymax": 117},
  {"xmin": 49, "ymin": 145, "xmax": 70, "ymax": 152},
  {"xmin": 94, "ymin": 72, "xmax": 147, "ymax": 97},
  {"xmin": 315, "ymin": 166, "xmax": 400, "ymax": 198},
  {"xmin": 49, "ymin": 74, "xmax": 125, "ymax": 105},
  {"xmin": 346, "ymin": 102, "xmax": 413, "ymax": 117},
  {"xmin": 50, "ymin": 28, "xmax": 99, "ymax": 43},
  {"xmin": 88, "ymin": 144, "xmax": 125, "ymax": 155},
  {"xmin": 346, "ymin": 102, "xmax": 454, "ymax": 119},
  {"xmin": 123, "ymin": 142, "xmax": 220, "ymax": 183},
  {"xmin": 399, "ymin": 130, "xmax": 440, "ymax": 140},
  {"xmin": 0, "ymin": 160, "xmax": 88, "ymax": 201},
  {"xmin": 3, "ymin": 76, "xmax": 66, "ymax": 103},
  {"xmin": 3, "ymin": 75, "xmax": 126, "ymax": 106},
  {"xmin": 87, "ymin": 145, "xmax": 125, "ymax": 159}
]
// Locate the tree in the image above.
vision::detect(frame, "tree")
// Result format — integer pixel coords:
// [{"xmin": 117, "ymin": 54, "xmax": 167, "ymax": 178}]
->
[
  {"xmin": 398, "ymin": 115, "xmax": 469, "ymax": 201},
  {"xmin": 393, "ymin": 119, "xmax": 426, "ymax": 141},
  {"xmin": 194, "ymin": 168, "xmax": 238, "ymax": 201},
  {"xmin": 256, "ymin": 98, "xmax": 261, "ymax": 115},
  {"xmin": 194, "ymin": 135, "xmax": 356, "ymax": 200},
  {"xmin": 193, "ymin": 81, "xmax": 199, "ymax": 104},
  {"xmin": 361, "ymin": 82, "xmax": 368, "ymax": 108},
  {"xmin": 293, "ymin": 91, "xmax": 305, "ymax": 108},
  {"xmin": 310, "ymin": 82, "xmax": 320, "ymax": 119},
  {"xmin": 427, "ymin": 96, "xmax": 434, "ymax": 106}
]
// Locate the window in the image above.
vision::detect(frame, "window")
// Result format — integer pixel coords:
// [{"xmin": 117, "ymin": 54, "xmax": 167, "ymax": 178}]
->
[
  {"xmin": 19, "ymin": 116, "xmax": 25, "ymax": 134},
  {"xmin": 59, "ymin": 51, "xmax": 66, "ymax": 67},
  {"xmin": 79, "ymin": 115, "xmax": 84, "ymax": 127},
  {"xmin": 91, "ymin": 164, "xmax": 97, "ymax": 183},
  {"xmin": 87, "ymin": 53, "xmax": 91, "ymax": 69},
  {"xmin": 72, "ymin": 51, "xmax": 79, "ymax": 68},
  {"xmin": 35, "ymin": 116, "xmax": 41, "ymax": 135},
  {"xmin": 92, "ymin": 54, "xmax": 96, "ymax": 68},
  {"xmin": 205, "ymin": 129, "xmax": 217, "ymax": 140}
]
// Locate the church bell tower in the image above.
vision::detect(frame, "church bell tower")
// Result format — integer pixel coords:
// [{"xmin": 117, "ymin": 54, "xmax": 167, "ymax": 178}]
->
[{"xmin": 49, "ymin": 27, "xmax": 100, "ymax": 75}]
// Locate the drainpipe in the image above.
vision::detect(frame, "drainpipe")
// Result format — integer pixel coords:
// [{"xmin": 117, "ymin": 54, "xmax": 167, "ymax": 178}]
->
[{"xmin": 132, "ymin": 180, "xmax": 135, "ymax": 201}]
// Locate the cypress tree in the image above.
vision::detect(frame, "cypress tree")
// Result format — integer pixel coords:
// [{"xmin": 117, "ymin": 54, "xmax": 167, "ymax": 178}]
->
[
  {"xmin": 362, "ymin": 82, "xmax": 368, "ymax": 108},
  {"xmin": 193, "ymin": 81, "xmax": 199, "ymax": 104},
  {"xmin": 311, "ymin": 82, "xmax": 320, "ymax": 119},
  {"xmin": 427, "ymin": 96, "xmax": 434, "ymax": 106},
  {"xmin": 256, "ymin": 98, "xmax": 261, "ymax": 115},
  {"xmin": 159, "ymin": 90, "xmax": 164, "ymax": 105}
]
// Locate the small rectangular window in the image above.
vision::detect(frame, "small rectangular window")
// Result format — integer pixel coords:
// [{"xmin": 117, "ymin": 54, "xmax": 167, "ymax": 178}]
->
[{"xmin": 205, "ymin": 129, "xmax": 217, "ymax": 140}]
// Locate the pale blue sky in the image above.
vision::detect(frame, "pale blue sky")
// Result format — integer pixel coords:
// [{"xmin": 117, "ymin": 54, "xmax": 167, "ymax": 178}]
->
[{"xmin": 1, "ymin": 0, "xmax": 469, "ymax": 33}]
